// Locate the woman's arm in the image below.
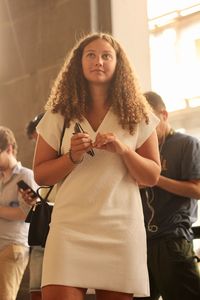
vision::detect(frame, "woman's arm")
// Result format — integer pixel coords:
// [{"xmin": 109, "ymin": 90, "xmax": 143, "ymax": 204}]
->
[
  {"xmin": 94, "ymin": 130, "xmax": 161, "ymax": 186},
  {"xmin": 33, "ymin": 132, "xmax": 93, "ymax": 186},
  {"xmin": 33, "ymin": 135, "xmax": 72, "ymax": 186},
  {"xmin": 122, "ymin": 131, "xmax": 161, "ymax": 186}
]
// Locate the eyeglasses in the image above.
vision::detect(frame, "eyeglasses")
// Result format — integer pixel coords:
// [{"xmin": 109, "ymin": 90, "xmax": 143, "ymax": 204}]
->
[{"xmin": 74, "ymin": 123, "xmax": 95, "ymax": 157}]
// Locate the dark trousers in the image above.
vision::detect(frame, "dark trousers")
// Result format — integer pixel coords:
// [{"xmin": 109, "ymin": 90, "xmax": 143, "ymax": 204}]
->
[{"xmin": 135, "ymin": 237, "xmax": 200, "ymax": 300}]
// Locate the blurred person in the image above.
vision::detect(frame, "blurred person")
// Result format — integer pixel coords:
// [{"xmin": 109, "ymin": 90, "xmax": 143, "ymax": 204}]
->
[
  {"xmin": 26, "ymin": 113, "xmax": 44, "ymax": 140},
  {"xmin": 0, "ymin": 126, "xmax": 37, "ymax": 300},
  {"xmin": 135, "ymin": 91, "xmax": 200, "ymax": 300},
  {"xmin": 33, "ymin": 32, "xmax": 161, "ymax": 300},
  {"xmin": 21, "ymin": 113, "xmax": 45, "ymax": 300}
]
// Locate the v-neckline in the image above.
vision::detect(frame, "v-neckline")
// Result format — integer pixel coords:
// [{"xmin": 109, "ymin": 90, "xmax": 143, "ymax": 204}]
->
[{"xmin": 82, "ymin": 108, "xmax": 111, "ymax": 133}]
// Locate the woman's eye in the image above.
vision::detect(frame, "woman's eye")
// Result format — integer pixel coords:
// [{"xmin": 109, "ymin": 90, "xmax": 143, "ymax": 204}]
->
[
  {"xmin": 102, "ymin": 53, "xmax": 112, "ymax": 60},
  {"xmin": 87, "ymin": 52, "xmax": 95, "ymax": 58}
]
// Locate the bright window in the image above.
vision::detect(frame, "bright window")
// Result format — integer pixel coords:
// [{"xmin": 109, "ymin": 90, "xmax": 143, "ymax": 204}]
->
[{"xmin": 148, "ymin": 1, "xmax": 200, "ymax": 111}]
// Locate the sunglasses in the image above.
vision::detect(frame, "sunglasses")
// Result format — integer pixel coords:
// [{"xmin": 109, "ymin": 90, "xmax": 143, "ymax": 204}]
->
[{"xmin": 74, "ymin": 123, "xmax": 95, "ymax": 157}]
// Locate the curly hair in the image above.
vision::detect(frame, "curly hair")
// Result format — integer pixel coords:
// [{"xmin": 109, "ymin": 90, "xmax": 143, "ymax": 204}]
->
[{"xmin": 45, "ymin": 32, "xmax": 150, "ymax": 134}]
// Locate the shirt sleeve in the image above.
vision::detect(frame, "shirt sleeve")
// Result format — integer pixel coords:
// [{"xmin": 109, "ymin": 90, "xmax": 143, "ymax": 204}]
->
[
  {"xmin": 181, "ymin": 136, "xmax": 200, "ymax": 180},
  {"xmin": 37, "ymin": 110, "xmax": 65, "ymax": 152},
  {"xmin": 136, "ymin": 112, "xmax": 159, "ymax": 149}
]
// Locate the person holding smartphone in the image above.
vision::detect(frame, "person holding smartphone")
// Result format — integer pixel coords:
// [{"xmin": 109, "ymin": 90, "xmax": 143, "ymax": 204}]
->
[
  {"xmin": 33, "ymin": 32, "xmax": 161, "ymax": 300},
  {"xmin": 0, "ymin": 126, "xmax": 37, "ymax": 300},
  {"xmin": 21, "ymin": 113, "xmax": 49, "ymax": 300}
]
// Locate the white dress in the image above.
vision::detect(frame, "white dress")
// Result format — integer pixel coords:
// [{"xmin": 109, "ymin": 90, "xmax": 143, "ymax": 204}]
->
[{"xmin": 37, "ymin": 109, "xmax": 159, "ymax": 297}]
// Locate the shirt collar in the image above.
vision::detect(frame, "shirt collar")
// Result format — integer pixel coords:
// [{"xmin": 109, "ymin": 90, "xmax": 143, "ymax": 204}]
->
[{"xmin": 12, "ymin": 161, "xmax": 22, "ymax": 175}]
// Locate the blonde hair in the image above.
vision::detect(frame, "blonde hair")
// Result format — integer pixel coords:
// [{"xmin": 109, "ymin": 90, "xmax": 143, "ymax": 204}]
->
[{"xmin": 45, "ymin": 32, "xmax": 150, "ymax": 134}]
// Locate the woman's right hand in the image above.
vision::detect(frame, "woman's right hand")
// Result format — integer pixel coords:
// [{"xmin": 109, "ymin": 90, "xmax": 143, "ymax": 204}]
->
[{"xmin": 70, "ymin": 132, "xmax": 93, "ymax": 162}]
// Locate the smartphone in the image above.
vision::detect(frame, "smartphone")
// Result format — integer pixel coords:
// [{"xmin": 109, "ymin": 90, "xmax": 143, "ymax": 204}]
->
[
  {"xmin": 17, "ymin": 180, "xmax": 38, "ymax": 198},
  {"xmin": 74, "ymin": 123, "xmax": 95, "ymax": 156}
]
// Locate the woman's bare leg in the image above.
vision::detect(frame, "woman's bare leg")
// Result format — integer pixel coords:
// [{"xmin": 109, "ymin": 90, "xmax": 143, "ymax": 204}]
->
[
  {"xmin": 42, "ymin": 285, "xmax": 86, "ymax": 300},
  {"xmin": 96, "ymin": 289, "xmax": 133, "ymax": 300}
]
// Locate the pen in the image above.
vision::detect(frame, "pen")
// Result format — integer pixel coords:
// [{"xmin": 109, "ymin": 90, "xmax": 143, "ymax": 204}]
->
[{"xmin": 74, "ymin": 123, "xmax": 95, "ymax": 157}]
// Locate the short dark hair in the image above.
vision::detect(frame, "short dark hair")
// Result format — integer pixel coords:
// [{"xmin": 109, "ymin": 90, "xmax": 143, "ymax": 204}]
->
[
  {"xmin": 144, "ymin": 91, "xmax": 166, "ymax": 112},
  {"xmin": 26, "ymin": 113, "xmax": 44, "ymax": 139}
]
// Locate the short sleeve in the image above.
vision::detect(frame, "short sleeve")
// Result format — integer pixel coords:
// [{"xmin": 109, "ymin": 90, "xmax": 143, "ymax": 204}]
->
[
  {"xmin": 181, "ymin": 136, "xmax": 200, "ymax": 180},
  {"xmin": 36, "ymin": 110, "xmax": 64, "ymax": 151},
  {"xmin": 136, "ymin": 112, "xmax": 159, "ymax": 149}
]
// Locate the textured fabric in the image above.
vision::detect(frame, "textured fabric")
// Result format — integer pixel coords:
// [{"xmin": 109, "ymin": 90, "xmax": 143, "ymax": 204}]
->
[
  {"xmin": 37, "ymin": 109, "xmax": 159, "ymax": 296},
  {"xmin": 0, "ymin": 244, "xmax": 29, "ymax": 300}
]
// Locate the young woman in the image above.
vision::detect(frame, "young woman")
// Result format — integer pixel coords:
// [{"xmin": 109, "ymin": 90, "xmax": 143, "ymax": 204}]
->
[{"xmin": 33, "ymin": 32, "xmax": 161, "ymax": 300}]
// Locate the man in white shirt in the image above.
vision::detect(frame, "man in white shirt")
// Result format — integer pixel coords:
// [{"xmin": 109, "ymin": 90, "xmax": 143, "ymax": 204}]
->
[{"xmin": 0, "ymin": 126, "xmax": 38, "ymax": 300}]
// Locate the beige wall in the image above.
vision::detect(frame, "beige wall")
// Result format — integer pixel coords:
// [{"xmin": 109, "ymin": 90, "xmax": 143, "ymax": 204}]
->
[{"xmin": 111, "ymin": 0, "xmax": 151, "ymax": 91}]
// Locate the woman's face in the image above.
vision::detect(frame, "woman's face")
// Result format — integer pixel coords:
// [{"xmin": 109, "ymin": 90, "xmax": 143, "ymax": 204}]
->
[{"xmin": 82, "ymin": 38, "xmax": 117, "ymax": 85}]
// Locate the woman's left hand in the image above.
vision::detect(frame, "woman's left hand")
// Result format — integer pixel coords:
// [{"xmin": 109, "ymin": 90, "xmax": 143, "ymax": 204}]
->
[{"xmin": 93, "ymin": 132, "xmax": 128, "ymax": 155}]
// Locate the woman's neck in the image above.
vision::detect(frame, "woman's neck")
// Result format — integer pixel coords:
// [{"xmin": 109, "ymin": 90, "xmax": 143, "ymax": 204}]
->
[
  {"xmin": 85, "ymin": 84, "xmax": 111, "ymax": 131},
  {"xmin": 88, "ymin": 83, "xmax": 109, "ymax": 108}
]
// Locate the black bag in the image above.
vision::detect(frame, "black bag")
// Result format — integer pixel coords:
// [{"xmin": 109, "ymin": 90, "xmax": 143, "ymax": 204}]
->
[
  {"xmin": 25, "ymin": 191, "xmax": 54, "ymax": 247},
  {"xmin": 25, "ymin": 118, "xmax": 66, "ymax": 247}
]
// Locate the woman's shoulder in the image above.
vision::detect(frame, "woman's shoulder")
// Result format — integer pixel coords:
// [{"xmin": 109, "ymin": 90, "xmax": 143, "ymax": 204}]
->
[
  {"xmin": 37, "ymin": 110, "xmax": 64, "ymax": 131},
  {"xmin": 139, "ymin": 111, "xmax": 159, "ymax": 130},
  {"xmin": 43, "ymin": 110, "xmax": 63, "ymax": 122}
]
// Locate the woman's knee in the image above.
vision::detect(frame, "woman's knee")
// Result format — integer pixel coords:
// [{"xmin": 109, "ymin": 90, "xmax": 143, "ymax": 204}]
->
[{"xmin": 42, "ymin": 285, "xmax": 86, "ymax": 300}]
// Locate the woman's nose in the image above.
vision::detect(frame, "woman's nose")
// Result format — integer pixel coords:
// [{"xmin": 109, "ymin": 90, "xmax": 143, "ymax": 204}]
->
[{"xmin": 95, "ymin": 56, "xmax": 103, "ymax": 66}]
